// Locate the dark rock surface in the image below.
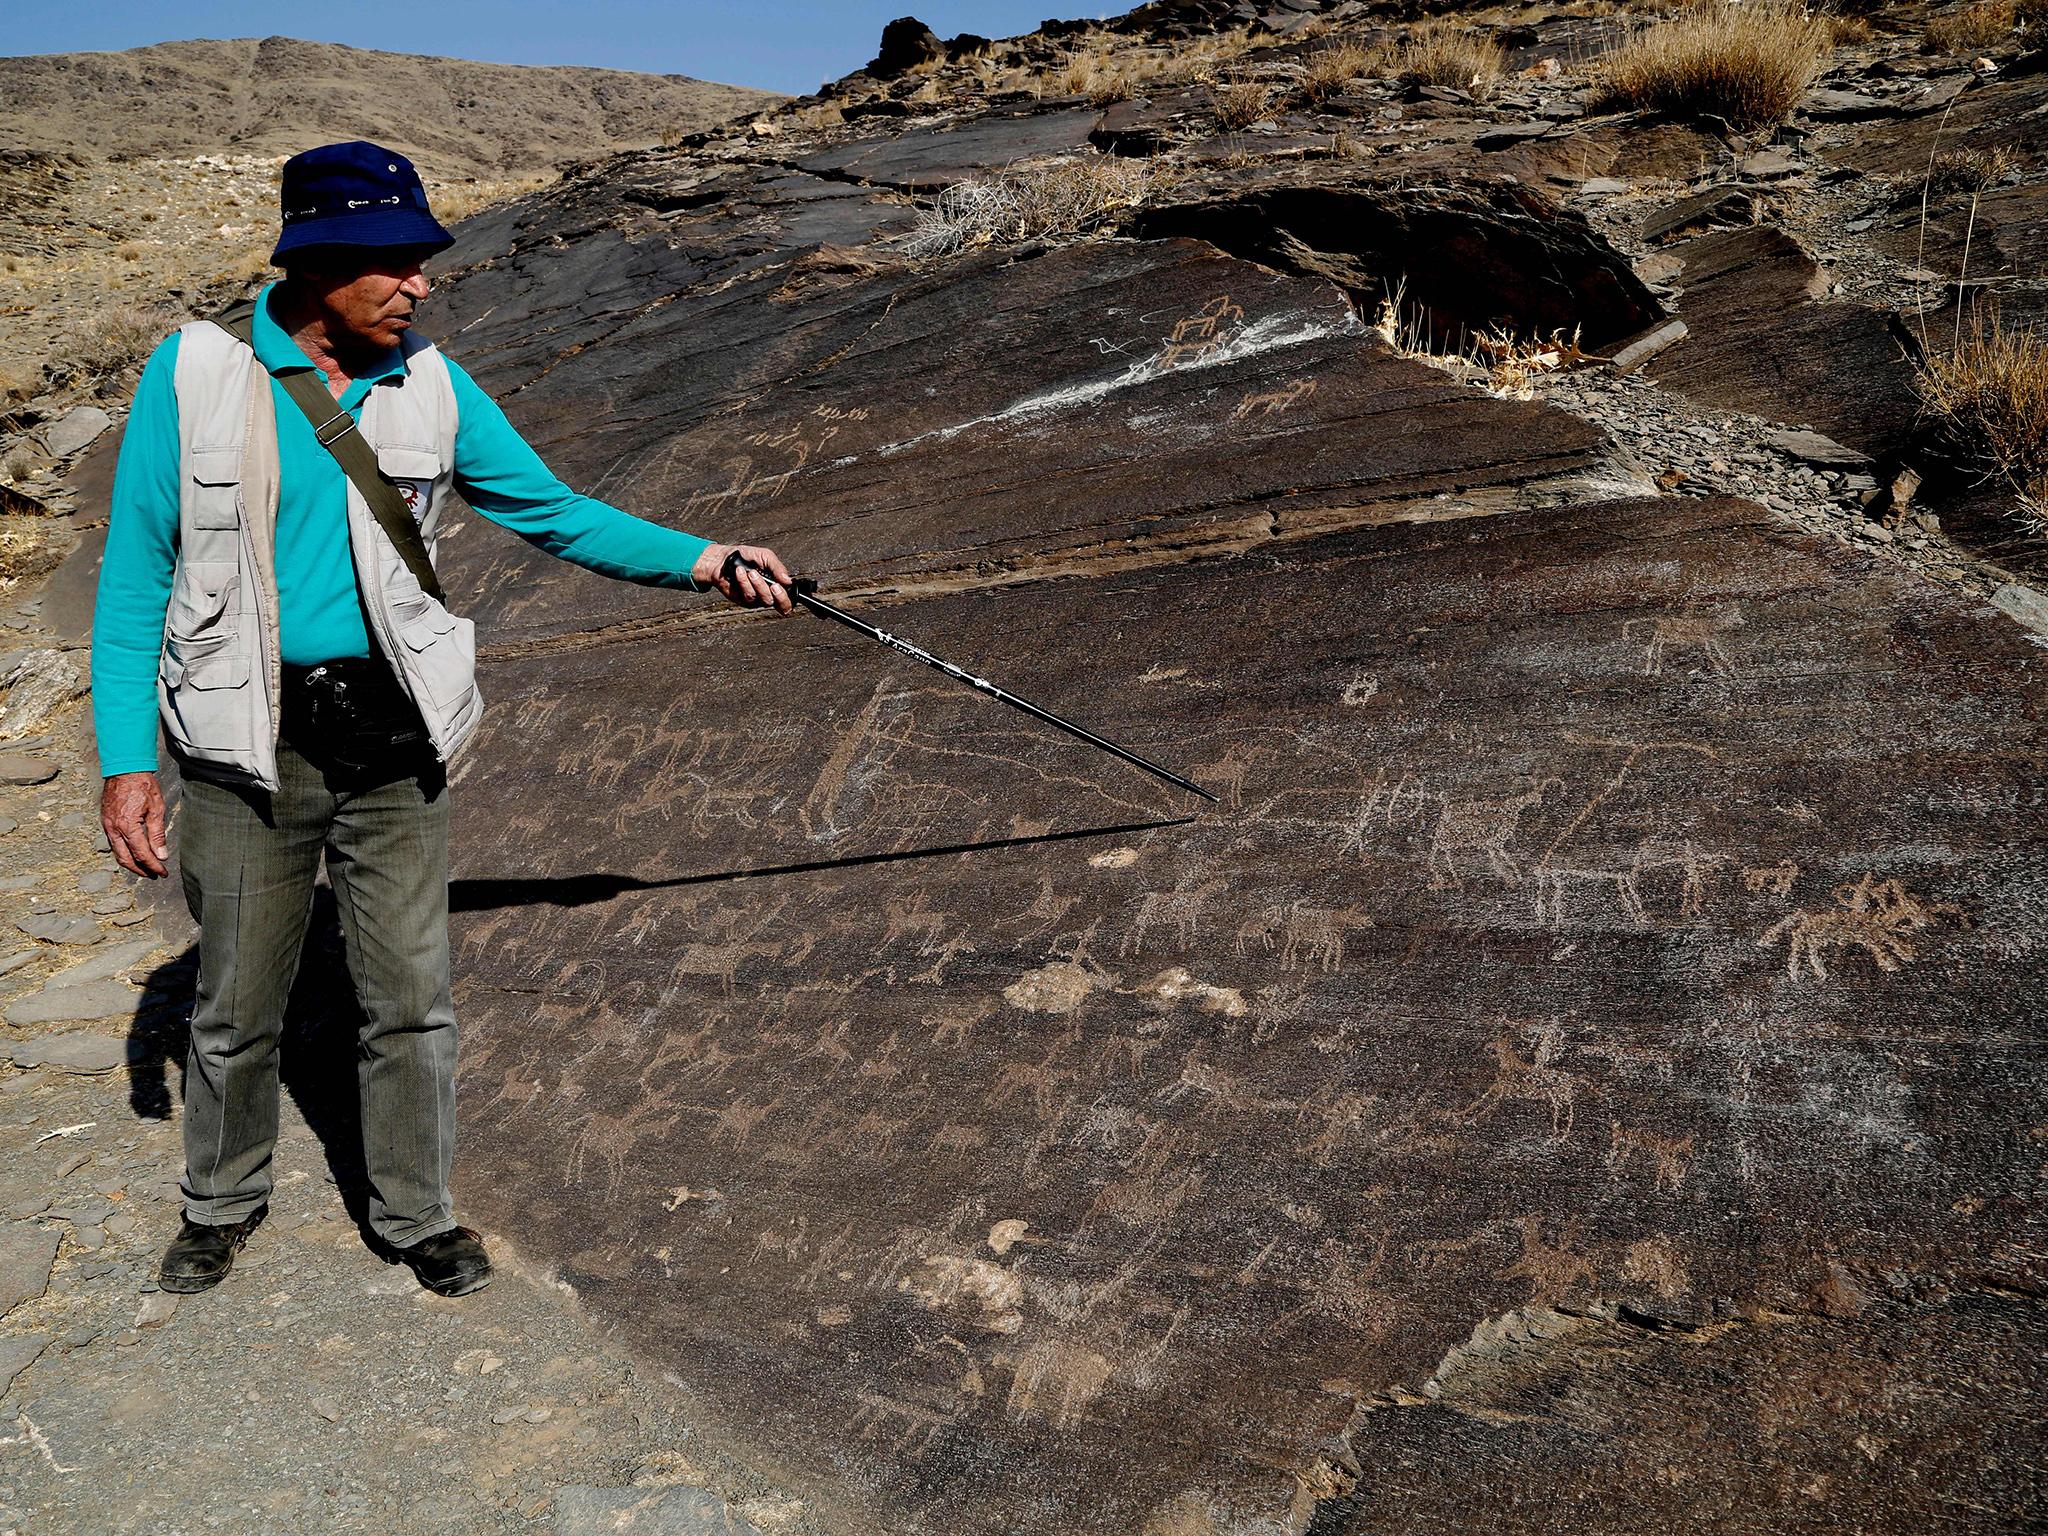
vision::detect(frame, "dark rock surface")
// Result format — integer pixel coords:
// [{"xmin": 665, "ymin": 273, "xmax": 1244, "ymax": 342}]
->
[
  {"xmin": 441, "ymin": 476, "xmax": 2045, "ymax": 1534},
  {"xmin": 1131, "ymin": 175, "xmax": 1663, "ymax": 347},
  {"xmin": 1651, "ymin": 226, "xmax": 1922, "ymax": 463}
]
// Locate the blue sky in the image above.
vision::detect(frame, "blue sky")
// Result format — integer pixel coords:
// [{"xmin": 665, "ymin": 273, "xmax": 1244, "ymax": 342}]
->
[{"xmin": 4, "ymin": 2, "xmax": 1116, "ymax": 95}]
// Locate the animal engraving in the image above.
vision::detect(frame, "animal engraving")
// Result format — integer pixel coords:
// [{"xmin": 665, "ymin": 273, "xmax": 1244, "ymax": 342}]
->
[
  {"xmin": 1607, "ymin": 1121, "xmax": 1695, "ymax": 1190},
  {"xmin": 1758, "ymin": 874, "xmax": 1965, "ymax": 981},
  {"xmin": 1278, "ymin": 900, "xmax": 1373, "ymax": 973},
  {"xmin": 997, "ymin": 1341, "xmax": 1115, "ymax": 1431},
  {"xmin": 1232, "ymin": 377, "xmax": 1317, "ymax": 420},
  {"xmin": 1159, "ymin": 295, "xmax": 1246, "ymax": 369},
  {"xmin": 1121, "ymin": 874, "xmax": 1224, "ymax": 955},
  {"xmin": 1743, "ymin": 861, "xmax": 1800, "ymax": 896},
  {"xmin": 849, "ymin": 1390, "xmax": 956, "ymax": 1456},
  {"xmin": 1429, "ymin": 778, "xmax": 1558, "ymax": 890},
  {"xmin": 1460, "ymin": 1019, "xmax": 1581, "ymax": 1140},
  {"xmin": 1624, "ymin": 610, "xmax": 1743, "ymax": 678}
]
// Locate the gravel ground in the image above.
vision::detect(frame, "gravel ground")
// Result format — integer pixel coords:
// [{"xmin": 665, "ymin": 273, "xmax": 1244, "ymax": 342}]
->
[{"xmin": 0, "ymin": 628, "xmax": 813, "ymax": 1536}]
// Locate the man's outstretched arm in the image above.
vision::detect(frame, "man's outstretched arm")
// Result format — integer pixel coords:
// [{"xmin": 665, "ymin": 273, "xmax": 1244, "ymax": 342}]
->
[{"xmin": 444, "ymin": 356, "xmax": 794, "ymax": 612}]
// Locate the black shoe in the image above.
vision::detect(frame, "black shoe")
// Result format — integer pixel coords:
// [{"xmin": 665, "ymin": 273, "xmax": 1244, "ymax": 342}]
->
[
  {"xmin": 384, "ymin": 1224, "xmax": 492, "ymax": 1297},
  {"xmin": 157, "ymin": 1207, "xmax": 266, "ymax": 1294}
]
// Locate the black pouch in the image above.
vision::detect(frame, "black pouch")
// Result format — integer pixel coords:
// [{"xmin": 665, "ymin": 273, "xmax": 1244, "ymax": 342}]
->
[{"xmin": 282, "ymin": 653, "xmax": 431, "ymax": 781}]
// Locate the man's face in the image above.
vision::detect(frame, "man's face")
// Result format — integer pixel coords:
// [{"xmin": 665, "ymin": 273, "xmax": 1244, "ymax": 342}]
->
[{"xmin": 307, "ymin": 254, "xmax": 433, "ymax": 351}]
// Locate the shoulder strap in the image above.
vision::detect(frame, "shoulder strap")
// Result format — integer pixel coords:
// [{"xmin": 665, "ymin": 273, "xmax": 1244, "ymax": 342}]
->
[{"xmin": 213, "ymin": 302, "xmax": 446, "ymax": 603}]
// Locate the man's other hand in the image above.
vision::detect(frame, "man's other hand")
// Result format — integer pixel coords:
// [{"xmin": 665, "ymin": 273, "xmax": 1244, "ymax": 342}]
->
[
  {"xmin": 693, "ymin": 543, "xmax": 796, "ymax": 614},
  {"xmin": 102, "ymin": 771, "xmax": 170, "ymax": 879}
]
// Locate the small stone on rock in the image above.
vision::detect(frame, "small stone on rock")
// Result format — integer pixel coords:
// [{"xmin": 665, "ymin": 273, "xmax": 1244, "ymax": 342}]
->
[{"xmin": 135, "ymin": 1290, "xmax": 180, "ymax": 1327}]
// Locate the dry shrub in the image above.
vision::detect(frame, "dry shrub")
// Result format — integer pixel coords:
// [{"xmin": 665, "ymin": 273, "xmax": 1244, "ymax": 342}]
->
[
  {"xmin": 430, "ymin": 172, "xmax": 555, "ymax": 226},
  {"xmin": 1397, "ymin": 20, "xmax": 1507, "ymax": 97},
  {"xmin": 1925, "ymin": 0, "xmax": 2018, "ymax": 51},
  {"xmin": 902, "ymin": 156, "xmax": 1163, "ymax": 258},
  {"xmin": 0, "ymin": 363, "xmax": 32, "ymax": 403},
  {"xmin": 116, "ymin": 241, "xmax": 145, "ymax": 262},
  {"xmin": 1926, "ymin": 144, "xmax": 2018, "ymax": 194},
  {"xmin": 1594, "ymin": 1, "xmax": 1833, "ymax": 129},
  {"xmin": 1829, "ymin": 13, "xmax": 1874, "ymax": 41},
  {"xmin": 65, "ymin": 304, "xmax": 168, "ymax": 378},
  {"xmin": 1213, "ymin": 77, "xmax": 1278, "ymax": 128},
  {"xmin": 1916, "ymin": 305, "xmax": 2048, "ymax": 530},
  {"xmin": 1299, "ymin": 41, "xmax": 1375, "ymax": 103},
  {"xmin": 1161, "ymin": 25, "xmax": 1258, "ymax": 86},
  {"xmin": 4, "ymin": 445, "xmax": 35, "ymax": 481}
]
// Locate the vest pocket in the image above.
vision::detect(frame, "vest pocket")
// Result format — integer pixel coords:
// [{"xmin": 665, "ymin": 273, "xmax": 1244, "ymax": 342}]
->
[
  {"xmin": 162, "ymin": 633, "xmax": 251, "ymax": 691},
  {"xmin": 188, "ymin": 448, "xmax": 243, "ymax": 530},
  {"xmin": 166, "ymin": 559, "xmax": 241, "ymax": 641},
  {"xmin": 391, "ymin": 597, "xmax": 475, "ymax": 714}
]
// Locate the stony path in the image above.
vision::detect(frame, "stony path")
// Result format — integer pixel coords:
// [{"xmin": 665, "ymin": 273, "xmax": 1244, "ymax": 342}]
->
[{"xmin": 0, "ymin": 626, "xmax": 811, "ymax": 1536}]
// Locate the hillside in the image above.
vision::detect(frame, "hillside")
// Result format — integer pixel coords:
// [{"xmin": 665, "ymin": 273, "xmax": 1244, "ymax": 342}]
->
[{"xmin": 0, "ymin": 36, "xmax": 781, "ymax": 177}]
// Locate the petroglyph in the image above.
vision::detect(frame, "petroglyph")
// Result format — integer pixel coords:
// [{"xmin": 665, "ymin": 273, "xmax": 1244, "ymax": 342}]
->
[
  {"xmin": 1744, "ymin": 860, "xmax": 1800, "ymax": 896},
  {"xmin": 1607, "ymin": 1121, "xmax": 1696, "ymax": 1191},
  {"xmin": 1340, "ymin": 671, "xmax": 1379, "ymax": 707},
  {"xmin": 1159, "ymin": 295, "xmax": 1246, "ymax": 370},
  {"xmin": 1758, "ymin": 874, "xmax": 1966, "ymax": 981},
  {"xmin": 566, "ymin": 1096, "xmax": 679, "ymax": 1198},
  {"xmin": 1429, "ymin": 778, "xmax": 1558, "ymax": 890},
  {"xmin": 1460, "ymin": 1019, "xmax": 1582, "ymax": 1140},
  {"xmin": 1122, "ymin": 874, "xmax": 1224, "ymax": 955},
  {"xmin": 1267, "ymin": 900, "xmax": 1373, "ymax": 973},
  {"xmin": 1503, "ymin": 1215, "xmax": 1599, "ymax": 1302},
  {"xmin": 849, "ymin": 1390, "xmax": 957, "ymax": 1457},
  {"xmin": 997, "ymin": 1340, "xmax": 1115, "ymax": 1432},
  {"xmin": 1232, "ymin": 377, "xmax": 1317, "ymax": 420},
  {"xmin": 1625, "ymin": 609, "xmax": 1743, "ymax": 678},
  {"xmin": 898, "ymin": 1254, "xmax": 1025, "ymax": 1334}
]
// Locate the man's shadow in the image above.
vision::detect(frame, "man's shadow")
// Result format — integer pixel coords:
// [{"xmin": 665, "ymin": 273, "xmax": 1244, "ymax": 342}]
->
[{"xmin": 126, "ymin": 887, "xmax": 376, "ymax": 1238}]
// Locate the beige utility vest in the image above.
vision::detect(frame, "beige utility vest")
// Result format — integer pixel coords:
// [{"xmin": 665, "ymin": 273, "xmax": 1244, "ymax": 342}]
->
[{"xmin": 162, "ymin": 320, "xmax": 483, "ymax": 790}]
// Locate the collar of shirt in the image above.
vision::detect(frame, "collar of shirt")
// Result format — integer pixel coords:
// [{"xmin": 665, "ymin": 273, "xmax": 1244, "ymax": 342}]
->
[{"xmin": 251, "ymin": 279, "xmax": 409, "ymax": 398}]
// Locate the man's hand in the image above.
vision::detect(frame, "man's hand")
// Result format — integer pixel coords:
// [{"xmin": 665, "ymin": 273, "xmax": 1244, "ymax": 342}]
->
[
  {"xmin": 693, "ymin": 542, "xmax": 796, "ymax": 614},
  {"xmin": 102, "ymin": 771, "xmax": 170, "ymax": 879}
]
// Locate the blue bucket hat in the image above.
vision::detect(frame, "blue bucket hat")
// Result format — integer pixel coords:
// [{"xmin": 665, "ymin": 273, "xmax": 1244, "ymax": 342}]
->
[{"xmin": 271, "ymin": 141, "xmax": 454, "ymax": 265}]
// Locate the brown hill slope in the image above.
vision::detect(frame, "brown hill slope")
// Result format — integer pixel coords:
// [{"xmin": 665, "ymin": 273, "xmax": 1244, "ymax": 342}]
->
[{"xmin": 0, "ymin": 35, "xmax": 781, "ymax": 177}]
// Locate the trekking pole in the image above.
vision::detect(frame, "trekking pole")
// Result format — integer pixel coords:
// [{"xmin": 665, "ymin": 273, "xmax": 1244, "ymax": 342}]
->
[{"xmin": 725, "ymin": 553, "xmax": 1218, "ymax": 803}]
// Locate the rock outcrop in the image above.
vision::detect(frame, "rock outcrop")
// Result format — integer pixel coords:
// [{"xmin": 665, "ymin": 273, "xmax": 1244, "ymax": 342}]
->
[{"xmin": 105, "ymin": 1, "xmax": 2048, "ymax": 1532}]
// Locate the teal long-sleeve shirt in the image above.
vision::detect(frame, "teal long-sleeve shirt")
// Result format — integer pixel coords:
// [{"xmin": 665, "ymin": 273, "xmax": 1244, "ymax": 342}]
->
[{"xmin": 92, "ymin": 282, "xmax": 711, "ymax": 776}]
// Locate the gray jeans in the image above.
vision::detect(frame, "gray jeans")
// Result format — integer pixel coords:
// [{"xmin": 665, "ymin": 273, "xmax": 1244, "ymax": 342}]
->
[{"xmin": 176, "ymin": 739, "xmax": 457, "ymax": 1247}]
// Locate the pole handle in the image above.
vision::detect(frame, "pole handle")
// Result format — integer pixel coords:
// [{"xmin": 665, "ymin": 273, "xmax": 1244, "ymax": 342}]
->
[{"xmin": 722, "ymin": 550, "xmax": 817, "ymax": 599}]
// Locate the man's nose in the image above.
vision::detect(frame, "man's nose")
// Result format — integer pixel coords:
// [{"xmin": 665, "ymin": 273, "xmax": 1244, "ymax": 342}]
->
[{"xmin": 400, "ymin": 268, "xmax": 430, "ymax": 301}]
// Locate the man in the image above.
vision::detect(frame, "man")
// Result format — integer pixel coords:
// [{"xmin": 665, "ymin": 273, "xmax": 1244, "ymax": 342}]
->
[{"xmin": 93, "ymin": 141, "xmax": 794, "ymax": 1298}]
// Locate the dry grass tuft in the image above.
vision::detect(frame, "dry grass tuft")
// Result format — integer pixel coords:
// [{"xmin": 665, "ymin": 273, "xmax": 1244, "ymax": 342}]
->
[
  {"xmin": 1926, "ymin": 144, "xmax": 2019, "ymax": 194},
  {"xmin": 115, "ymin": 241, "xmax": 145, "ymax": 263},
  {"xmin": 1396, "ymin": 20, "xmax": 1507, "ymax": 96},
  {"xmin": 1212, "ymin": 77, "xmax": 1279, "ymax": 128},
  {"xmin": 1828, "ymin": 13, "xmax": 1874, "ymax": 42},
  {"xmin": 63, "ymin": 304, "xmax": 169, "ymax": 379},
  {"xmin": 901, "ymin": 156, "xmax": 1166, "ymax": 259},
  {"xmin": 1916, "ymin": 305, "xmax": 2048, "ymax": 530},
  {"xmin": 0, "ymin": 363, "xmax": 33, "ymax": 404},
  {"xmin": 430, "ymin": 172, "xmax": 556, "ymax": 226},
  {"xmin": 1299, "ymin": 41, "xmax": 1376, "ymax": 104},
  {"xmin": 1924, "ymin": 0, "xmax": 2020, "ymax": 51},
  {"xmin": 1595, "ymin": 1, "xmax": 1834, "ymax": 129}
]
